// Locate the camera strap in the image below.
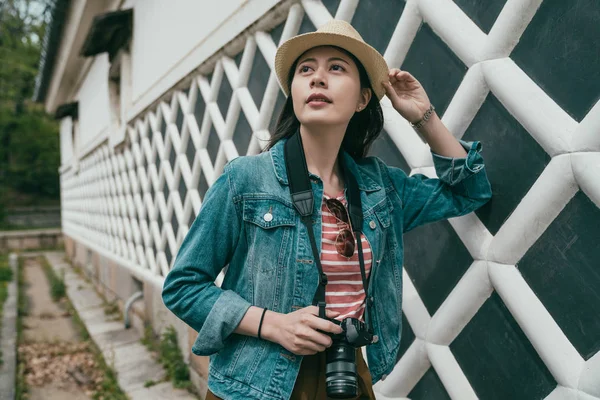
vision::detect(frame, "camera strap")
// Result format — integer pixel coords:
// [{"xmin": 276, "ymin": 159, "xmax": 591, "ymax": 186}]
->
[{"xmin": 284, "ymin": 131, "xmax": 374, "ymax": 334}]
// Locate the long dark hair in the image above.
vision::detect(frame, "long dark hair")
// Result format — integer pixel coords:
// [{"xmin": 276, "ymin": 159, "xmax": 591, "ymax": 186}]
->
[{"xmin": 265, "ymin": 46, "xmax": 384, "ymax": 159}]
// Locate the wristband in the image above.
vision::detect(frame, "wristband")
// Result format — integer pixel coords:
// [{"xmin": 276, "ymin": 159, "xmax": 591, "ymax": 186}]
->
[{"xmin": 257, "ymin": 308, "xmax": 268, "ymax": 340}]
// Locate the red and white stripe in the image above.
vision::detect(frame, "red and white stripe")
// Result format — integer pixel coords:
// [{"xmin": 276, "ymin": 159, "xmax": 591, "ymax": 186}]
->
[{"xmin": 321, "ymin": 192, "xmax": 372, "ymax": 321}]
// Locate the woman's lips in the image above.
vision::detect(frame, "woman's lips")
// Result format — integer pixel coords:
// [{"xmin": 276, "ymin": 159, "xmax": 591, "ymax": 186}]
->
[
  {"xmin": 306, "ymin": 93, "xmax": 332, "ymax": 104},
  {"xmin": 307, "ymin": 100, "xmax": 331, "ymax": 107}
]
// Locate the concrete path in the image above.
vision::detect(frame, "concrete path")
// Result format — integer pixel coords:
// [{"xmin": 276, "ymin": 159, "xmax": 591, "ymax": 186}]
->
[
  {"xmin": 21, "ymin": 255, "xmax": 90, "ymax": 400},
  {"xmin": 44, "ymin": 251, "xmax": 197, "ymax": 400},
  {"xmin": 0, "ymin": 254, "xmax": 18, "ymax": 400},
  {"xmin": 22, "ymin": 257, "xmax": 79, "ymax": 342}
]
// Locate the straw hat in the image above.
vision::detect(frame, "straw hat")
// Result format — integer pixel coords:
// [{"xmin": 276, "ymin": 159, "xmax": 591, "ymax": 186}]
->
[{"xmin": 275, "ymin": 19, "xmax": 390, "ymax": 100}]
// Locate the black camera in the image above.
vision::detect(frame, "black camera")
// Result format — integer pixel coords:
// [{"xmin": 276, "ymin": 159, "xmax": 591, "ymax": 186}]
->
[{"xmin": 322, "ymin": 317, "xmax": 376, "ymax": 399}]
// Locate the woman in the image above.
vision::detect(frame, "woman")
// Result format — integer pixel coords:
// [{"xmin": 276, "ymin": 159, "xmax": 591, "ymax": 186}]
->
[{"xmin": 162, "ymin": 20, "xmax": 491, "ymax": 400}]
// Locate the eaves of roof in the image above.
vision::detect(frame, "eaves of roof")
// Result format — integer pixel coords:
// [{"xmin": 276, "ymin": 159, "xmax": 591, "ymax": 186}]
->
[{"xmin": 32, "ymin": 0, "xmax": 71, "ymax": 103}]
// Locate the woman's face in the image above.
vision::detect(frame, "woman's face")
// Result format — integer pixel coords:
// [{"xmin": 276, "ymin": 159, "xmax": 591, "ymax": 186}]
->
[{"xmin": 290, "ymin": 46, "xmax": 371, "ymax": 129}]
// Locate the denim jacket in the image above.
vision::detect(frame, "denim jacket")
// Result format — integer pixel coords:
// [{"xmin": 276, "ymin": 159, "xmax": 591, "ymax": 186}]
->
[{"xmin": 162, "ymin": 138, "xmax": 492, "ymax": 400}]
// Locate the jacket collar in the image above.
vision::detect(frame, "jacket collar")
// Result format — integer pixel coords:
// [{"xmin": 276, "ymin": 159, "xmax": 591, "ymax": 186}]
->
[{"xmin": 270, "ymin": 138, "xmax": 381, "ymax": 192}]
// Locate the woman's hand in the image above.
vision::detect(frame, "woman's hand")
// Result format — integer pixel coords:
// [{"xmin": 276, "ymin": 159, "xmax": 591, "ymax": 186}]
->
[
  {"xmin": 263, "ymin": 306, "xmax": 344, "ymax": 355},
  {"xmin": 383, "ymin": 68, "xmax": 431, "ymax": 124}
]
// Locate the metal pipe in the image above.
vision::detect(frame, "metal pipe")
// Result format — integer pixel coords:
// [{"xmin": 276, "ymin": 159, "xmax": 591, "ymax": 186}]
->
[{"xmin": 124, "ymin": 291, "xmax": 143, "ymax": 329}]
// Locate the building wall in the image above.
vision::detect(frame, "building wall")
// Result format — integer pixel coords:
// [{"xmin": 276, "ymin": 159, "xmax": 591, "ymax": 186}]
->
[
  {"xmin": 76, "ymin": 54, "xmax": 112, "ymax": 152},
  {"xmin": 59, "ymin": 116, "xmax": 74, "ymax": 164},
  {"xmin": 57, "ymin": 0, "xmax": 600, "ymax": 399},
  {"xmin": 128, "ymin": 0, "xmax": 246, "ymax": 104},
  {"xmin": 67, "ymin": 0, "xmax": 281, "ymax": 159}
]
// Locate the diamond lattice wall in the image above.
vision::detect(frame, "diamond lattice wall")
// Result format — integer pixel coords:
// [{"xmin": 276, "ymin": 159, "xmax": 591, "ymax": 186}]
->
[{"xmin": 60, "ymin": 0, "xmax": 600, "ymax": 398}]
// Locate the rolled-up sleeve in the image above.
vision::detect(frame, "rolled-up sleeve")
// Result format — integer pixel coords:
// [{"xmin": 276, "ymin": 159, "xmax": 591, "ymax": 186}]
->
[
  {"xmin": 432, "ymin": 140, "xmax": 485, "ymax": 184},
  {"xmin": 162, "ymin": 163, "xmax": 251, "ymax": 355},
  {"xmin": 385, "ymin": 140, "xmax": 492, "ymax": 233}
]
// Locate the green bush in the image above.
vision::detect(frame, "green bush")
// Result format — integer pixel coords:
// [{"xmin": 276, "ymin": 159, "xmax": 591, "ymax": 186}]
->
[
  {"xmin": 0, "ymin": 0, "xmax": 61, "ymax": 220},
  {"xmin": 0, "ymin": 266, "xmax": 13, "ymax": 282},
  {"xmin": 0, "ymin": 105, "xmax": 60, "ymax": 199}
]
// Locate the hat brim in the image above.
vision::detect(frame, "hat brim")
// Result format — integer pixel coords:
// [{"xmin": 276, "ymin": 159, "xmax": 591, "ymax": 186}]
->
[{"xmin": 275, "ymin": 31, "xmax": 389, "ymax": 100}]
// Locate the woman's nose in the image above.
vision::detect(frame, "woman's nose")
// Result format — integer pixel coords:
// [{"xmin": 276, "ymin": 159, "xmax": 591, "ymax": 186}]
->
[{"xmin": 310, "ymin": 69, "xmax": 327, "ymax": 88}]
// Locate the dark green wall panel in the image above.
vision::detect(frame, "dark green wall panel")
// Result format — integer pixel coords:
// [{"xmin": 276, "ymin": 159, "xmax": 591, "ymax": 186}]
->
[
  {"xmin": 511, "ymin": 0, "xmax": 600, "ymax": 121},
  {"xmin": 451, "ymin": 293, "xmax": 556, "ymax": 399},
  {"xmin": 519, "ymin": 191, "xmax": 600, "ymax": 360}
]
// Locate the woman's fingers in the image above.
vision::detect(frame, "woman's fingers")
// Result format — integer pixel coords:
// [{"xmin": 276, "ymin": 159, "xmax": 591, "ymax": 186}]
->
[
  {"xmin": 306, "ymin": 313, "xmax": 342, "ymax": 335},
  {"xmin": 388, "ymin": 70, "xmax": 419, "ymax": 91},
  {"xmin": 388, "ymin": 68, "xmax": 401, "ymax": 79},
  {"xmin": 384, "ymin": 80, "xmax": 397, "ymax": 90},
  {"xmin": 292, "ymin": 338, "xmax": 326, "ymax": 355},
  {"xmin": 300, "ymin": 308, "xmax": 342, "ymax": 335},
  {"xmin": 305, "ymin": 305, "xmax": 321, "ymax": 316},
  {"xmin": 384, "ymin": 81, "xmax": 402, "ymax": 105},
  {"xmin": 281, "ymin": 306, "xmax": 342, "ymax": 354},
  {"xmin": 303, "ymin": 328, "xmax": 334, "ymax": 348},
  {"xmin": 292, "ymin": 325, "xmax": 333, "ymax": 354},
  {"xmin": 389, "ymin": 68, "xmax": 414, "ymax": 85}
]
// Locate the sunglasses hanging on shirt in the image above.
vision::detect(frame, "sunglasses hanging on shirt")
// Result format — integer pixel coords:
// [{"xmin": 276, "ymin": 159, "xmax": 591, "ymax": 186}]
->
[{"xmin": 284, "ymin": 130, "xmax": 375, "ymax": 343}]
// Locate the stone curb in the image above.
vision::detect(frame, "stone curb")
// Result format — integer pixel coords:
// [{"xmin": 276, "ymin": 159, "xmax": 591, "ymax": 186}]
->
[
  {"xmin": 0, "ymin": 254, "xmax": 18, "ymax": 400},
  {"xmin": 43, "ymin": 251, "xmax": 198, "ymax": 400}
]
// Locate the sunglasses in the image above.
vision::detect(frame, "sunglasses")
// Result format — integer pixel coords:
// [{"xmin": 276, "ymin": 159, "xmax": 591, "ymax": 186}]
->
[{"xmin": 325, "ymin": 198, "xmax": 355, "ymax": 258}]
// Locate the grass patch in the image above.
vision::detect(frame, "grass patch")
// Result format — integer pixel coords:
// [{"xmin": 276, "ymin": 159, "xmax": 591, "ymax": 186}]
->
[
  {"xmin": 67, "ymin": 301, "xmax": 90, "ymax": 341},
  {"xmin": 144, "ymin": 379, "xmax": 158, "ymax": 388},
  {"xmin": 17, "ymin": 257, "xmax": 29, "ymax": 318},
  {"xmin": 103, "ymin": 300, "xmax": 120, "ymax": 317},
  {"xmin": 159, "ymin": 326, "xmax": 192, "ymax": 389},
  {"xmin": 0, "ymin": 281, "xmax": 7, "ymax": 306},
  {"xmin": 39, "ymin": 256, "xmax": 65, "ymax": 301},
  {"xmin": 141, "ymin": 324, "xmax": 194, "ymax": 392},
  {"xmin": 16, "ymin": 256, "xmax": 29, "ymax": 399},
  {"xmin": 141, "ymin": 324, "xmax": 155, "ymax": 350},
  {"xmin": 0, "ymin": 253, "xmax": 12, "ymax": 365},
  {"xmin": 89, "ymin": 350, "xmax": 128, "ymax": 400}
]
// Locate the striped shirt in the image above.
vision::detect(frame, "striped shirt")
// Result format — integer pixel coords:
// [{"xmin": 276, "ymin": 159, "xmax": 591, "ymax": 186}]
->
[{"xmin": 321, "ymin": 191, "xmax": 372, "ymax": 321}]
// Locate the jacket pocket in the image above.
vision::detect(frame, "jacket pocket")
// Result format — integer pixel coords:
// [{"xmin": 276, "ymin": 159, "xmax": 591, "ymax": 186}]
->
[
  {"xmin": 243, "ymin": 197, "xmax": 296, "ymax": 229},
  {"xmin": 374, "ymin": 202, "xmax": 391, "ymax": 229},
  {"xmin": 242, "ymin": 197, "xmax": 296, "ymax": 275}
]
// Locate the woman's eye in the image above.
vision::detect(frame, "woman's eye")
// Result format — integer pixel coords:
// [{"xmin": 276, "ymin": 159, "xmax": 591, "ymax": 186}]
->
[
  {"xmin": 299, "ymin": 65, "xmax": 311, "ymax": 73},
  {"xmin": 331, "ymin": 64, "xmax": 345, "ymax": 71}
]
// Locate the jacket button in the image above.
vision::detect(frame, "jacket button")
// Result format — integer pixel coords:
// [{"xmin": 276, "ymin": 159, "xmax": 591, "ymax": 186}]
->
[
  {"xmin": 381, "ymin": 374, "xmax": 388, "ymax": 381},
  {"xmin": 372, "ymin": 335, "xmax": 379, "ymax": 344},
  {"xmin": 263, "ymin": 212, "xmax": 273, "ymax": 222},
  {"xmin": 369, "ymin": 220, "xmax": 376, "ymax": 229}
]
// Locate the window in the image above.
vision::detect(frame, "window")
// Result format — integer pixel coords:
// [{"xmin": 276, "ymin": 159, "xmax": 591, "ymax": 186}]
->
[
  {"xmin": 80, "ymin": 8, "xmax": 133, "ymax": 148},
  {"xmin": 108, "ymin": 48, "xmax": 132, "ymax": 148}
]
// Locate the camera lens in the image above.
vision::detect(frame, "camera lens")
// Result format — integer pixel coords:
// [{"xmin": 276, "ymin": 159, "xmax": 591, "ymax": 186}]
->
[{"xmin": 325, "ymin": 343, "xmax": 357, "ymax": 399}]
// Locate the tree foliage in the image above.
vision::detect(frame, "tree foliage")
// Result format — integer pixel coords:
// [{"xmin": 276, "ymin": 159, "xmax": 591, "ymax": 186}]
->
[{"xmin": 0, "ymin": 0, "xmax": 60, "ymax": 212}]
